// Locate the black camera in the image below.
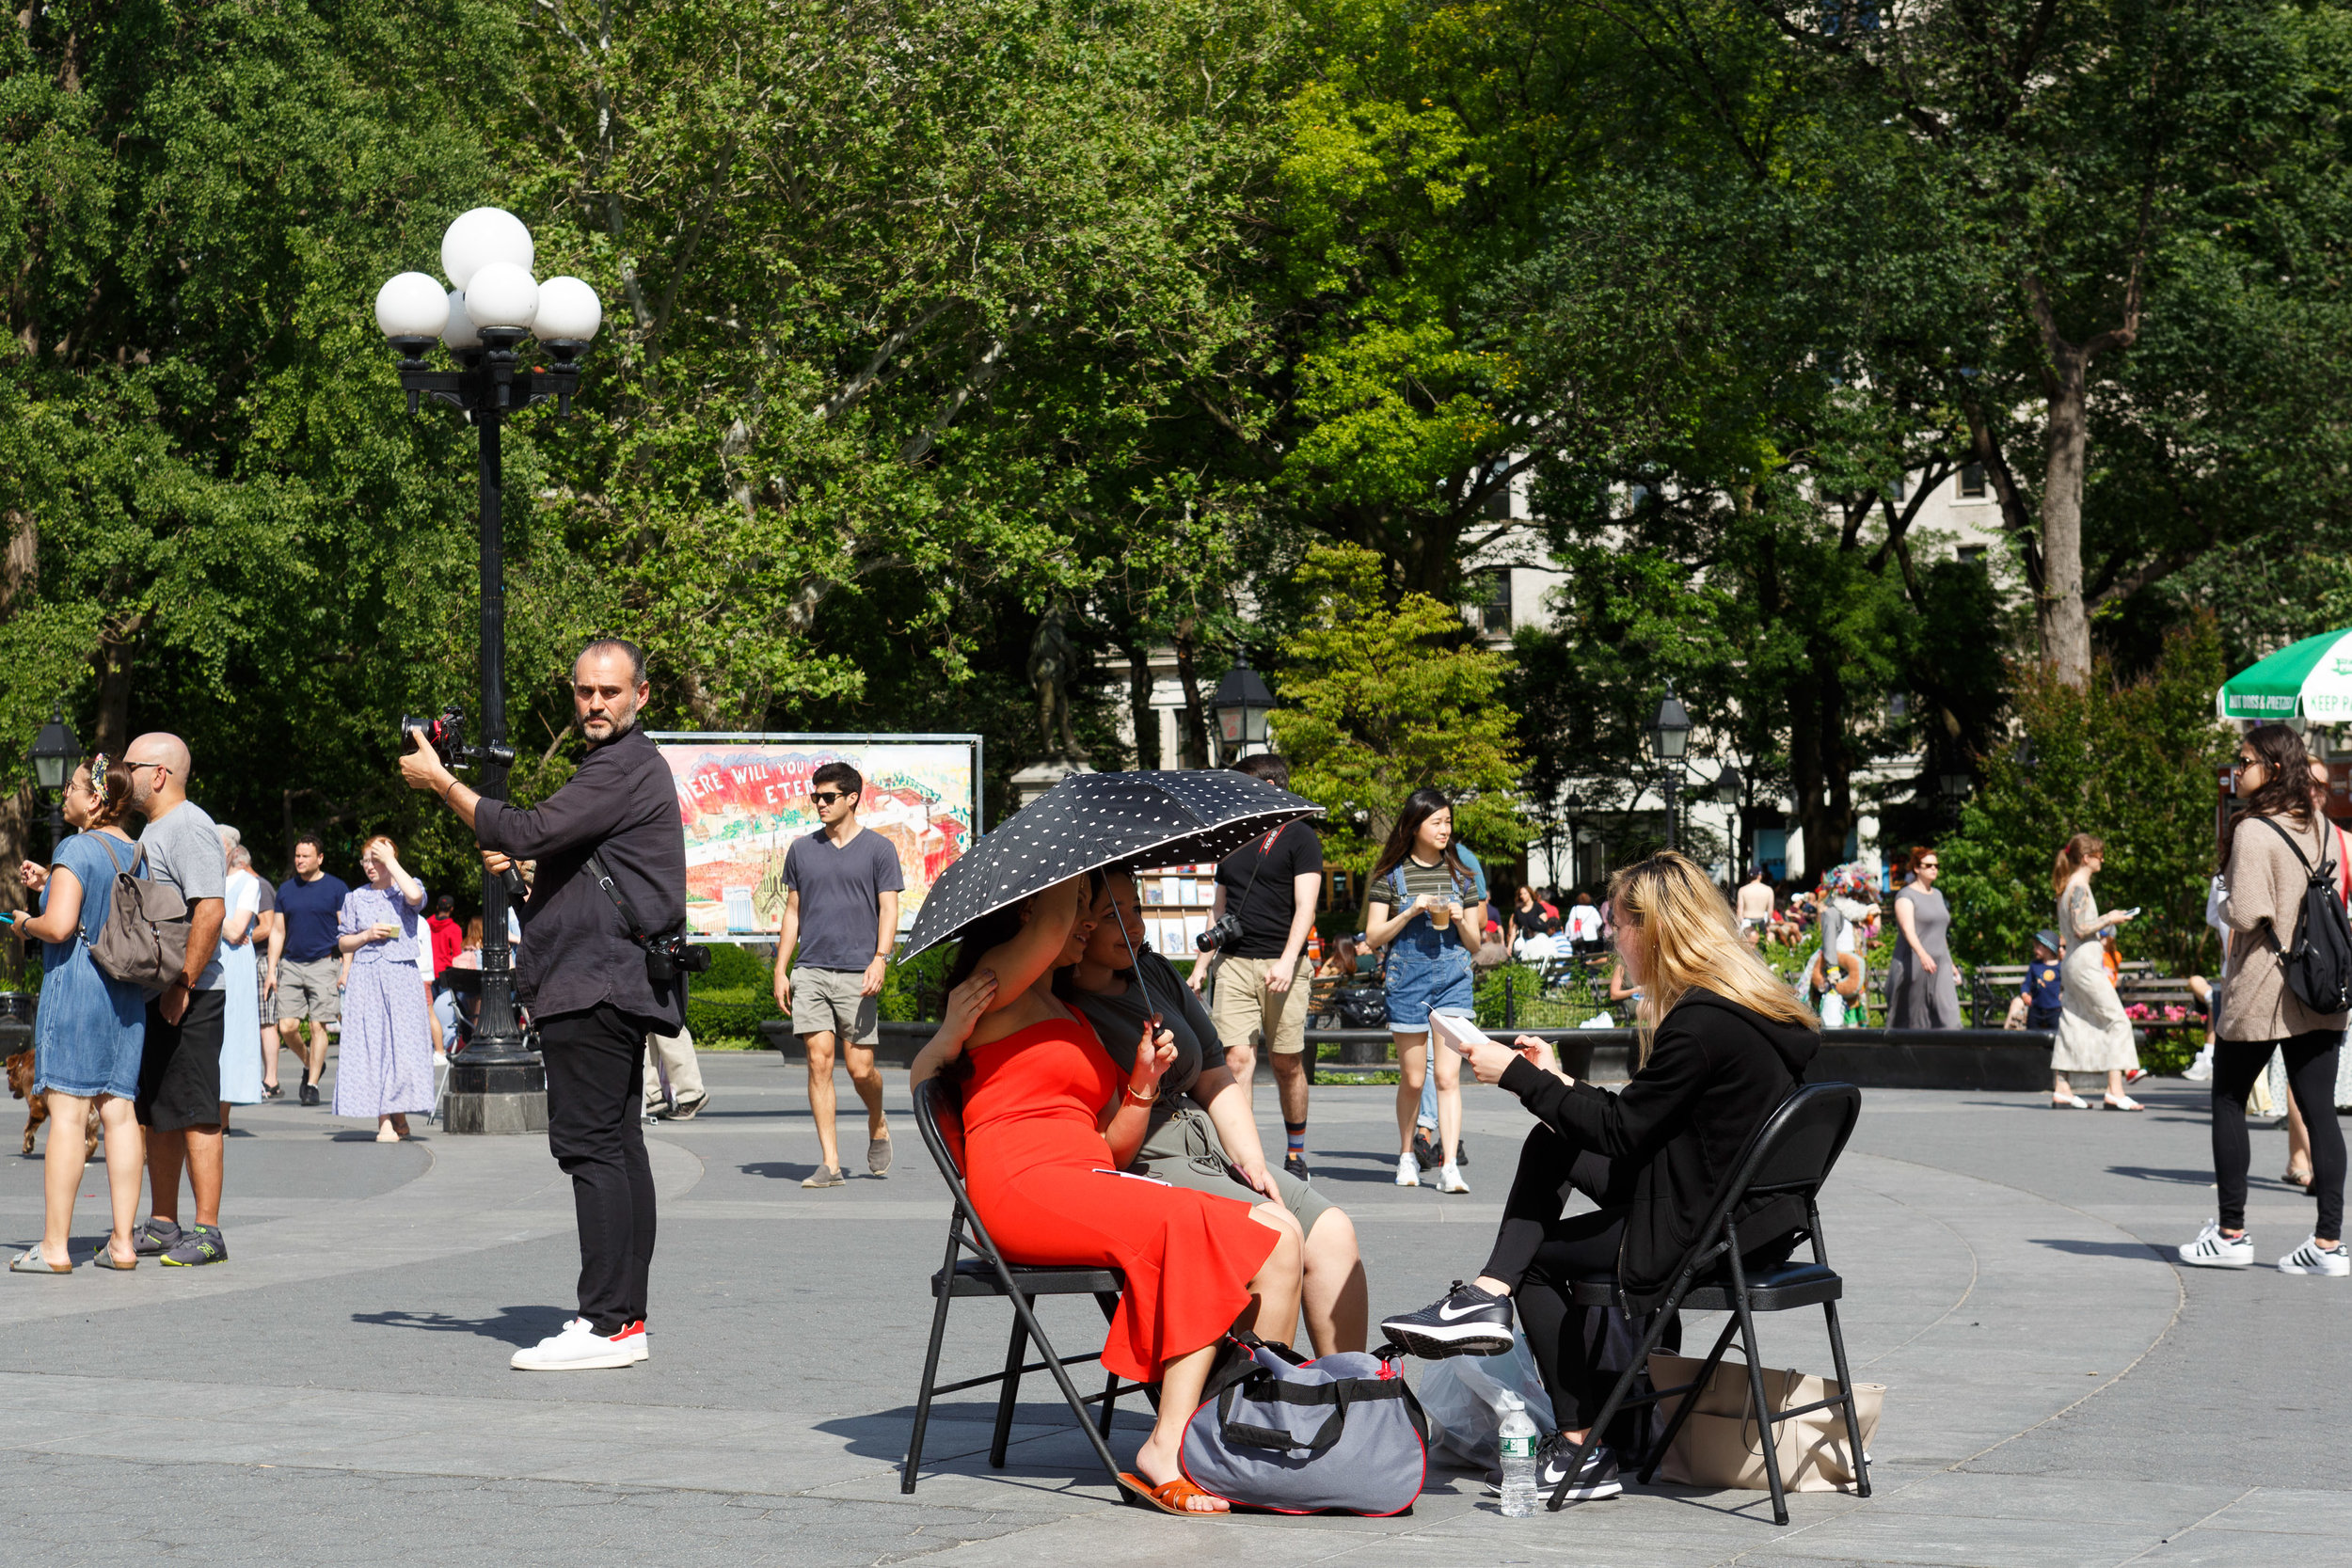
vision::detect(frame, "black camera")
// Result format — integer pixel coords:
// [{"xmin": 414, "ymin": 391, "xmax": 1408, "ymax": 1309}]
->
[
  {"xmin": 403, "ymin": 705, "xmax": 469, "ymax": 769},
  {"xmin": 1196, "ymin": 912, "xmax": 1245, "ymax": 953},
  {"xmin": 643, "ymin": 932, "xmax": 715, "ymax": 985}
]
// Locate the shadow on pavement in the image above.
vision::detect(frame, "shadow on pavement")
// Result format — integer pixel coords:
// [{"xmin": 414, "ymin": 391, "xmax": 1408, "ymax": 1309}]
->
[
  {"xmin": 2028, "ymin": 1238, "xmax": 2177, "ymax": 1261},
  {"xmin": 351, "ymin": 1306, "xmax": 572, "ymax": 1346}
]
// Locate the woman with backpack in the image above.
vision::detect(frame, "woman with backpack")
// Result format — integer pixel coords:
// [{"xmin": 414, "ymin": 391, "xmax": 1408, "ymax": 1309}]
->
[
  {"xmin": 9, "ymin": 757, "xmax": 148, "ymax": 1273},
  {"xmin": 2049, "ymin": 833, "xmax": 2143, "ymax": 1111},
  {"xmin": 2179, "ymin": 724, "xmax": 2348, "ymax": 1275},
  {"xmin": 1363, "ymin": 788, "xmax": 1487, "ymax": 1195},
  {"xmin": 1375, "ymin": 850, "xmax": 1820, "ymax": 1501}
]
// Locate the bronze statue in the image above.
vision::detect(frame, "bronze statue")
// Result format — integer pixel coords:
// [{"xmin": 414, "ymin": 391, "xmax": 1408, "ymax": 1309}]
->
[{"xmin": 1027, "ymin": 604, "xmax": 1089, "ymax": 761}]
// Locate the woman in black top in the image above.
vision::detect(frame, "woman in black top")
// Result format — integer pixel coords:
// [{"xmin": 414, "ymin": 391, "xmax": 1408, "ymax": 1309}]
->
[{"xmin": 1377, "ymin": 850, "xmax": 1821, "ymax": 1498}]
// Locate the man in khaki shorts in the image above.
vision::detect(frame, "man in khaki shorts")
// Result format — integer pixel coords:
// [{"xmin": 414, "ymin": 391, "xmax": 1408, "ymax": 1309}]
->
[
  {"xmin": 273, "ymin": 833, "xmax": 350, "ymax": 1107},
  {"xmin": 1191, "ymin": 753, "xmax": 1324, "ymax": 1180},
  {"xmin": 771, "ymin": 761, "xmax": 903, "ymax": 1188}
]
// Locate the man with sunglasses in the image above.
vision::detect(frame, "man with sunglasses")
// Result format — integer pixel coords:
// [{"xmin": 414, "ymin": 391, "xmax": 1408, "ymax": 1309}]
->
[
  {"xmin": 119, "ymin": 734, "xmax": 233, "ymax": 1266},
  {"xmin": 771, "ymin": 761, "xmax": 902, "ymax": 1188}
]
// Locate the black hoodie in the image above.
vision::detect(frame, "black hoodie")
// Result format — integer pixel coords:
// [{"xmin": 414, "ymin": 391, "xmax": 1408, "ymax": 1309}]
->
[{"xmin": 1496, "ymin": 987, "xmax": 1821, "ymax": 1310}]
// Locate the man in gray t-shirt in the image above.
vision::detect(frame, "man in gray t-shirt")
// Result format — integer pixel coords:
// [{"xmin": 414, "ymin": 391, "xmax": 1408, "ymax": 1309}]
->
[
  {"xmin": 122, "ymin": 731, "xmax": 232, "ymax": 1267},
  {"xmin": 771, "ymin": 761, "xmax": 905, "ymax": 1187}
]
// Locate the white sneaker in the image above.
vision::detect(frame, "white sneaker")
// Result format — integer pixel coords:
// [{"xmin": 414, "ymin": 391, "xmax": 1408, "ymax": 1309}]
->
[
  {"xmin": 2278, "ymin": 1238, "xmax": 2350, "ymax": 1277},
  {"xmin": 1395, "ymin": 1152, "xmax": 1421, "ymax": 1188},
  {"xmin": 512, "ymin": 1318, "xmax": 641, "ymax": 1370},
  {"xmin": 2177, "ymin": 1219, "xmax": 2255, "ymax": 1269},
  {"xmin": 2182, "ymin": 1047, "xmax": 2215, "ymax": 1083},
  {"xmin": 1436, "ymin": 1162, "xmax": 1470, "ymax": 1195}
]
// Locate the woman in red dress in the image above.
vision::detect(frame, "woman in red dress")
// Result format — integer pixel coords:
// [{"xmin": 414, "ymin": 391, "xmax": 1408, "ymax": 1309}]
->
[{"xmin": 913, "ymin": 872, "xmax": 1301, "ymax": 1515}]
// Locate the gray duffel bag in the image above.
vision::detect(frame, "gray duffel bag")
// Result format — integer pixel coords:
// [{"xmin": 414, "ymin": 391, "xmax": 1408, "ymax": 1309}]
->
[{"xmin": 1179, "ymin": 1334, "xmax": 1430, "ymax": 1515}]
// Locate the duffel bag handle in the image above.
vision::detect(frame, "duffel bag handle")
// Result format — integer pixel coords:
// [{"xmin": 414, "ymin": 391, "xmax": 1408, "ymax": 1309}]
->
[{"xmin": 1218, "ymin": 1382, "xmax": 1349, "ymax": 1457}]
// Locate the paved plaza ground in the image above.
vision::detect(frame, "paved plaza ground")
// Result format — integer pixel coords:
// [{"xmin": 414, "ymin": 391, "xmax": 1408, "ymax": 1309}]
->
[{"xmin": 3, "ymin": 1051, "xmax": 2346, "ymax": 1568}]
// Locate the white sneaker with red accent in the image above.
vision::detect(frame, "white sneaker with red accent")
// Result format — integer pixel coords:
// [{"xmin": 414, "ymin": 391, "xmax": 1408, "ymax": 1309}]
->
[
  {"xmin": 615, "ymin": 1319, "xmax": 650, "ymax": 1362},
  {"xmin": 512, "ymin": 1318, "xmax": 641, "ymax": 1370}
]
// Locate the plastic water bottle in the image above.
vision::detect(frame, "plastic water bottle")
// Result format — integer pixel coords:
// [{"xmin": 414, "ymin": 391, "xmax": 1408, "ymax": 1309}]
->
[{"xmin": 1497, "ymin": 1392, "xmax": 1540, "ymax": 1516}]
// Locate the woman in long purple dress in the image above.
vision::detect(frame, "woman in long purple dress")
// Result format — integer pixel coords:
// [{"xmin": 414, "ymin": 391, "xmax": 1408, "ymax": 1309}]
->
[{"xmin": 334, "ymin": 835, "xmax": 434, "ymax": 1141}]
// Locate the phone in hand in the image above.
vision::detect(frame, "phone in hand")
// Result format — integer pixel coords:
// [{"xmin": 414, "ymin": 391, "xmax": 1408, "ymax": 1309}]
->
[{"xmin": 2118, "ymin": 907, "xmax": 2140, "ymax": 920}]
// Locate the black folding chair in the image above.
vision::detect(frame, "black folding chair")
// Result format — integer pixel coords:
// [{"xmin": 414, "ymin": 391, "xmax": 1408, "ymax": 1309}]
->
[
  {"xmin": 1549, "ymin": 1082, "xmax": 1869, "ymax": 1524},
  {"xmin": 900, "ymin": 1076, "xmax": 1151, "ymax": 1495}
]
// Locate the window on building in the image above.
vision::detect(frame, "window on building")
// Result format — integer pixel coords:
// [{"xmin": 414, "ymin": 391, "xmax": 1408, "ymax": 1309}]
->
[
  {"xmin": 1477, "ymin": 569, "xmax": 1512, "ymax": 635},
  {"xmin": 1958, "ymin": 462, "xmax": 1988, "ymax": 499},
  {"xmin": 1888, "ymin": 476, "xmax": 1906, "ymax": 502},
  {"xmin": 1958, "ymin": 545, "xmax": 1988, "ymax": 566}
]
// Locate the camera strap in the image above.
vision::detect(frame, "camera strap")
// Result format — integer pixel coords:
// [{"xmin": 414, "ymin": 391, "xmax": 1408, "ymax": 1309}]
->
[{"xmin": 582, "ymin": 851, "xmax": 661, "ymax": 949}]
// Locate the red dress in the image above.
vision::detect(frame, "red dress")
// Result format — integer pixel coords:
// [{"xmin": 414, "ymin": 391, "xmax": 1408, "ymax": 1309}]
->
[{"xmin": 961, "ymin": 1013, "xmax": 1278, "ymax": 1383}]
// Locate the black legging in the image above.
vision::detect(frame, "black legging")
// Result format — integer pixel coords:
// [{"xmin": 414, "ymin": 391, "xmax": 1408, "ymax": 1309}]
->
[
  {"xmin": 2213, "ymin": 1031, "xmax": 2345, "ymax": 1241},
  {"xmin": 1480, "ymin": 1124, "xmax": 1677, "ymax": 1430}
]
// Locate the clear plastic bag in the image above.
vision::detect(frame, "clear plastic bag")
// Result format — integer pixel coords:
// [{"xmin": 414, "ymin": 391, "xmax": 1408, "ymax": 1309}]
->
[{"xmin": 1414, "ymin": 1332, "xmax": 1556, "ymax": 1474}]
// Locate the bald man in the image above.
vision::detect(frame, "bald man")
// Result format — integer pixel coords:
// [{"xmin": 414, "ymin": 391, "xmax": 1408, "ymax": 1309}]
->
[{"xmin": 122, "ymin": 733, "xmax": 232, "ymax": 1267}]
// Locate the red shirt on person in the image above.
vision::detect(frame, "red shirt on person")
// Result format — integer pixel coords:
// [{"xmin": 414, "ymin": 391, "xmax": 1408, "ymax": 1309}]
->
[{"xmin": 428, "ymin": 914, "xmax": 465, "ymax": 975}]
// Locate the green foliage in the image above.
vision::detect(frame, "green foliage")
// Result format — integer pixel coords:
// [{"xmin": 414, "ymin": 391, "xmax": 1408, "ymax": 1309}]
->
[
  {"xmin": 1940, "ymin": 618, "xmax": 2233, "ymax": 975},
  {"xmin": 1471, "ymin": 962, "xmax": 1584, "ymax": 1030},
  {"xmin": 1270, "ymin": 543, "xmax": 1526, "ymax": 872}
]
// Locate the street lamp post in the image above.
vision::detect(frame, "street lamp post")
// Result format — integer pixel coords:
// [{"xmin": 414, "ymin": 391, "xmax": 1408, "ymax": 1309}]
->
[
  {"xmin": 1715, "ymin": 763, "xmax": 1743, "ymax": 872},
  {"xmin": 1211, "ymin": 652, "xmax": 1275, "ymax": 765},
  {"xmin": 29, "ymin": 705, "xmax": 79, "ymax": 858},
  {"xmin": 373, "ymin": 209, "xmax": 604, "ymax": 1136},
  {"xmin": 1647, "ymin": 685, "xmax": 1692, "ymax": 850}
]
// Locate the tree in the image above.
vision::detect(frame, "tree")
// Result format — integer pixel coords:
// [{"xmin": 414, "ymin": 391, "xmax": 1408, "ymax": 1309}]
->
[
  {"xmin": 1270, "ymin": 543, "xmax": 1526, "ymax": 870},
  {"xmin": 1938, "ymin": 616, "xmax": 2232, "ymax": 974}
]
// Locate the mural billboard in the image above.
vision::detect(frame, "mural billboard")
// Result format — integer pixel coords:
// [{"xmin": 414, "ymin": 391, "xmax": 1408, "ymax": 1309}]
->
[{"xmin": 649, "ymin": 733, "xmax": 982, "ymax": 942}]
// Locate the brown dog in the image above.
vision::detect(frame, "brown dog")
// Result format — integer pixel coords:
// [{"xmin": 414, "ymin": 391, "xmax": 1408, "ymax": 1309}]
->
[{"xmin": 6, "ymin": 1048, "xmax": 101, "ymax": 1159}]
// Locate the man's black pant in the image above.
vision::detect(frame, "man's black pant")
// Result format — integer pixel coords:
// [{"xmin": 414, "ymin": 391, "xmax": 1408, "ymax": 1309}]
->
[
  {"xmin": 540, "ymin": 1005, "xmax": 659, "ymax": 1335},
  {"xmin": 2213, "ymin": 1032, "xmax": 2344, "ymax": 1241},
  {"xmin": 1481, "ymin": 1123, "xmax": 1677, "ymax": 1433}
]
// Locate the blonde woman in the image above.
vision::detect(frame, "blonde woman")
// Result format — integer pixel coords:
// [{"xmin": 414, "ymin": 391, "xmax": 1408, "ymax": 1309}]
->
[
  {"xmin": 1376, "ymin": 850, "xmax": 1821, "ymax": 1500},
  {"xmin": 334, "ymin": 835, "xmax": 433, "ymax": 1141},
  {"xmin": 2049, "ymin": 833, "xmax": 2142, "ymax": 1111}
]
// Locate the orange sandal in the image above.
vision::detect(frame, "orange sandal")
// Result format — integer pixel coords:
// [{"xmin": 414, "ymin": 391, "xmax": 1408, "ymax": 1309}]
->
[{"xmin": 1118, "ymin": 1472, "xmax": 1229, "ymax": 1515}]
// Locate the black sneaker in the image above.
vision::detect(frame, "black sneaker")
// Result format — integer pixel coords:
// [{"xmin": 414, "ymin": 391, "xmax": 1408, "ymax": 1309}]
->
[
  {"xmin": 300, "ymin": 1082, "xmax": 320, "ymax": 1107},
  {"xmin": 1530, "ymin": 1433, "xmax": 1622, "ymax": 1501},
  {"xmin": 262, "ymin": 1084, "xmax": 284, "ymax": 1100},
  {"xmin": 160, "ymin": 1224, "xmax": 226, "ymax": 1267},
  {"xmin": 1411, "ymin": 1128, "xmax": 1440, "ymax": 1170},
  {"xmin": 1283, "ymin": 1151, "xmax": 1310, "ymax": 1181},
  {"xmin": 133, "ymin": 1218, "xmax": 182, "ymax": 1258},
  {"xmin": 1455, "ymin": 1140, "xmax": 1470, "ymax": 1168},
  {"xmin": 1379, "ymin": 1280, "xmax": 1515, "ymax": 1358}
]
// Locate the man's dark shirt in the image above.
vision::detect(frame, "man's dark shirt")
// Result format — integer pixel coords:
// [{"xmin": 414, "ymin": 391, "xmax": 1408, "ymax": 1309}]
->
[
  {"xmin": 277, "ymin": 873, "xmax": 351, "ymax": 963},
  {"xmin": 1213, "ymin": 822, "xmax": 1324, "ymax": 960},
  {"xmin": 474, "ymin": 724, "xmax": 686, "ymax": 1030}
]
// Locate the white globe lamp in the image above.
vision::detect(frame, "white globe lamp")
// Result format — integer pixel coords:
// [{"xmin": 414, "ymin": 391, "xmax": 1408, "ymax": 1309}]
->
[
  {"xmin": 441, "ymin": 288, "xmax": 482, "ymax": 351},
  {"xmin": 532, "ymin": 277, "xmax": 603, "ymax": 359},
  {"xmin": 373, "ymin": 272, "xmax": 451, "ymax": 341},
  {"xmin": 464, "ymin": 262, "xmax": 540, "ymax": 332},
  {"xmin": 439, "ymin": 207, "xmax": 534, "ymax": 291}
]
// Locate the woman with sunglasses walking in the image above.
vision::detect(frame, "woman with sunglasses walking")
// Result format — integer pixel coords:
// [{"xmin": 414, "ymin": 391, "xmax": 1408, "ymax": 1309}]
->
[{"xmin": 1887, "ymin": 845, "xmax": 1961, "ymax": 1030}]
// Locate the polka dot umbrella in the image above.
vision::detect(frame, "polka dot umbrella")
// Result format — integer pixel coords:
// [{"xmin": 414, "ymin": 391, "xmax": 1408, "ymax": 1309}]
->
[{"xmin": 900, "ymin": 769, "xmax": 1326, "ymax": 962}]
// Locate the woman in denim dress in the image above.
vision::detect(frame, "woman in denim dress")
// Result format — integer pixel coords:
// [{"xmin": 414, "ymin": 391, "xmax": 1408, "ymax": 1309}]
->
[{"xmin": 10, "ymin": 758, "xmax": 149, "ymax": 1273}]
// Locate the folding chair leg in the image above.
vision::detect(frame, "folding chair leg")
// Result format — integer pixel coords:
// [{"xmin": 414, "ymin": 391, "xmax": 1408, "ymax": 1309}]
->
[
  {"xmin": 994, "ymin": 1275, "xmax": 1128, "ymax": 1488},
  {"xmin": 1545, "ymin": 1291, "xmax": 1688, "ymax": 1513},
  {"xmin": 1820, "ymin": 1298, "xmax": 1870, "ymax": 1498},
  {"xmin": 1637, "ymin": 1313, "xmax": 1741, "ymax": 1485},
  {"xmin": 1733, "ymin": 1285, "xmax": 1790, "ymax": 1525},
  {"xmin": 989, "ymin": 1309, "xmax": 1029, "ymax": 1468},
  {"xmin": 901, "ymin": 1246, "xmax": 962, "ymax": 1495}
]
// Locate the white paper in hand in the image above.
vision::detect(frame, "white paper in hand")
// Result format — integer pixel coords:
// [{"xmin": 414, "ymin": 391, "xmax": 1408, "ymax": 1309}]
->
[{"xmin": 1427, "ymin": 1009, "xmax": 1498, "ymax": 1056}]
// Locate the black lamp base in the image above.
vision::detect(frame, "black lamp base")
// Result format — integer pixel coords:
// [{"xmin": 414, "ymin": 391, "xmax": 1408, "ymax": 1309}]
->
[{"xmin": 441, "ymin": 1056, "xmax": 548, "ymax": 1135}]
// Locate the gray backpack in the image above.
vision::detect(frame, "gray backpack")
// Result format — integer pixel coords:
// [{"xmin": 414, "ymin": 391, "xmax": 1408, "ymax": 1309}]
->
[
  {"xmin": 1179, "ymin": 1335, "xmax": 1429, "ymax": 1515},
  {"xmin": 86, "ymin": 835, "xmax": 189, "ymax": 991}
]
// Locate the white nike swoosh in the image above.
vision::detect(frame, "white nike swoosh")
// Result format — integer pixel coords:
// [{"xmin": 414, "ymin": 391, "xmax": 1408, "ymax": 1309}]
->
[{"xmin": 1436, "ymin": 1300, "xmax": 1496, "ymax": 1321}]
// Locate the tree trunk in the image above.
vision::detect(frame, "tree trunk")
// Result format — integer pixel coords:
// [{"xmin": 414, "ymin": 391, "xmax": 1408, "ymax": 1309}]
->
[
  {"xmin": 1171, "ymin": 621, "xmax": 1210, "ymax": 769},
  {"xmin": 1122, "ymin": 639, "xmax": 1160, "ymax": 771},
  {"xmin": 92, "ymin": 613, "xmax": 142, "ymax": 759},
  {"xmin": 1786, "ymin": 652, "xmax": 1856, "ymax": 878},
  {"xmin": 2038, "ymin": 349, "xmax": 2093, "ymax": 688}
]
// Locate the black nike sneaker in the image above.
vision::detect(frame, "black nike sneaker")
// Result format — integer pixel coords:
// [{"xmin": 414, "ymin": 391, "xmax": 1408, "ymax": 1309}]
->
[
  {"xmin": 1495, "ymin": 1433, "xmax": 1620, "ymax": 1502},
  {"xmin": 1378, "ymin": 1279, "xmax": 1515, "ymax": 1358}
]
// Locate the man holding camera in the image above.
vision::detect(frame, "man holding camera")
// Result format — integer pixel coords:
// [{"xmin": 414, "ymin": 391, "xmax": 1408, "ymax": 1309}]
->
[
  {"xmin": 401, "ymin": 638, "xmax": 688, "ymax": 1371},
  {"xmin": 1190, "ymin": 753, "xmax": 1323, "ymax": 1179}
]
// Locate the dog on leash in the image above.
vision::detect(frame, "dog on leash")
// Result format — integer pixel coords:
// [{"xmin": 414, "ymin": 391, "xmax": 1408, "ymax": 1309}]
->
[{"xmin": 7, "ymin": 1048, "xmax": 101, "ymax": 1159}]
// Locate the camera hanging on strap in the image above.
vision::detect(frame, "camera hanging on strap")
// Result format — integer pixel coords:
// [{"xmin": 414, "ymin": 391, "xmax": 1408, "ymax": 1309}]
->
[{"xmin": 582, "ymin": 850, "xmax": 713, "ymax": 984}]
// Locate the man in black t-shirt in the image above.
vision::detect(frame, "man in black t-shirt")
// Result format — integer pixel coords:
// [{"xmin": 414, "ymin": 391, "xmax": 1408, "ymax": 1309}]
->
[{"xmin": 1191, "ymin": 754, "xmax": 1324, "ymax": 1178}]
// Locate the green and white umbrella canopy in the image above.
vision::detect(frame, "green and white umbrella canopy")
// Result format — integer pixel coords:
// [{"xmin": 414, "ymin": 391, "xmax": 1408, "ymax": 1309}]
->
[{"xmin": 2217, "ymin": 628, "xmax": 2352, "ymax": 721}]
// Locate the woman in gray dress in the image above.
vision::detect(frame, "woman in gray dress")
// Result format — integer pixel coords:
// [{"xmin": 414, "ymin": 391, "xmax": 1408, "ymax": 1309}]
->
[
  {"xmin": 1060, "ymin": 871, "xmax": 1368, "ymax": 1354},
  {"xmin": 2049, "ymin": 832, "xmax": 2142, "ymax": 1110},
  {"xmin": 1888, "ymin": 845, "xmax": 1962, "ymax": 1029}
]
